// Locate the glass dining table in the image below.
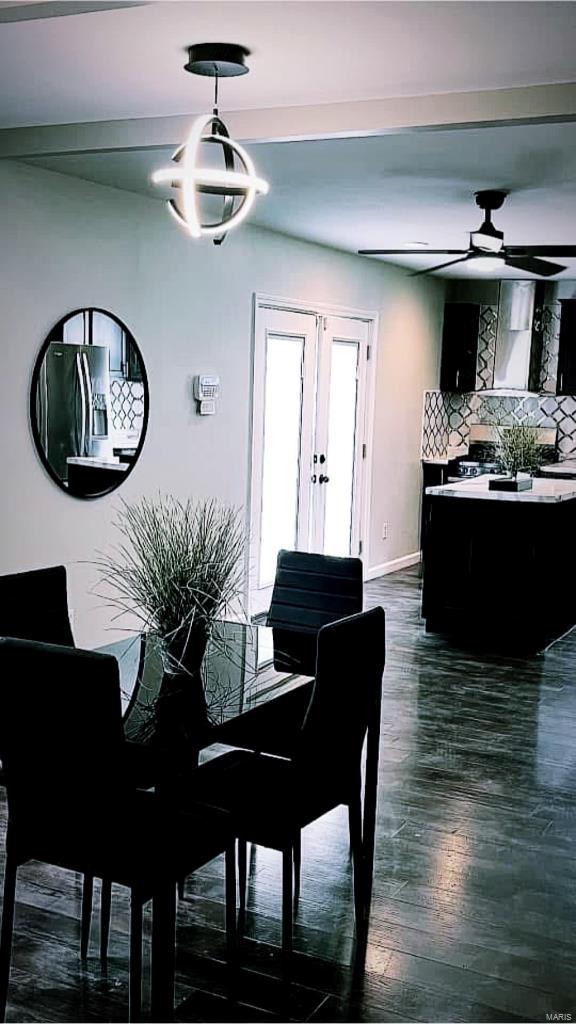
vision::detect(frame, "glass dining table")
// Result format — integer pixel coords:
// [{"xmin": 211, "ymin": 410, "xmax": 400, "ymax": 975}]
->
[
  {"xmin": 104, "ymin": 619, "xmax": 312, "ymax": 752},
  {"xmin": 99, "ymin": 619, "xmax": 380, "ymax": 1018}
]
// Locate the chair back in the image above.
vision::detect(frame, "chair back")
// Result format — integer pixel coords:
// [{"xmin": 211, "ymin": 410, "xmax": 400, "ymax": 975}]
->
[
  {"xmin": 0, "ymin": 638, "xmax": 125, "ymax": 840},
  {"xmin": 293, "ymin": 607, "xmax": 385, "ymax": 783},
  {"xmin": 0, "ymin": 565, "xmax": 74, "ymax": 647},
  {"xmin": 267, "ymin": 550, "xmax": 363, "ymax": 675}
]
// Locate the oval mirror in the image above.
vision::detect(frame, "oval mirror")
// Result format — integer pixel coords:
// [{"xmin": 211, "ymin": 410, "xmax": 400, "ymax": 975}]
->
[{"xmin": 30, "ymin": 308, "xmax": 149, "ymax": 499}]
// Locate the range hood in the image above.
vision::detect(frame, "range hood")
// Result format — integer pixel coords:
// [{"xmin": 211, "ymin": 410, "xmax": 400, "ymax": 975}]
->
[{"xmin": 493, "ymin": 281, "xmax": 539, "ymax": 391}]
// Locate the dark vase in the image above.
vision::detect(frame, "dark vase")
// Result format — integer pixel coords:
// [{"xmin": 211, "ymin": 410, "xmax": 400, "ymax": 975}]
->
[{"xmin": 153, "ymin": 625, "xmax": 211, "ymax": 759}]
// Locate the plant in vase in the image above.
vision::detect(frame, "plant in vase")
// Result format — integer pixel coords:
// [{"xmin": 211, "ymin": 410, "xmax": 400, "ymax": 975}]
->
[
  {"xmin": 492, "ymin": 421, "xmax": 541, "ymax": 491},
  {"xmin": 95, "ymin": 494, "xmax": 246, "ymax": 750}
]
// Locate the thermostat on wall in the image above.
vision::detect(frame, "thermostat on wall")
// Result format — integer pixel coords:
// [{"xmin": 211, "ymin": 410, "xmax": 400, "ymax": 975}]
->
[{"xmin": 193, "ymin": 374, "xmax": 220, "ymax": 415}]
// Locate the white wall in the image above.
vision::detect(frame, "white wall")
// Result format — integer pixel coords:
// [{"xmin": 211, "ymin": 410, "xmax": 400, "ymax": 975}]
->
[{"xmin": 0, "ymin": 160, "xmax": 443, "ymax": 646}]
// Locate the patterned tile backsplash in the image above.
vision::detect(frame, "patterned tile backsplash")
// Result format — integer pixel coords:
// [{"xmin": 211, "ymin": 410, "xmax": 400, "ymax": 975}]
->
[
  {"xmin": 539, "ymin": 302, "xmax": 562, "ymax": 393},
  {"xmin": 475, "ymin": 306, "xmax": 498, "ymax": 391},
  {"xmin": 110, "ymin": 378, "xmax": 145, "ymax": 434},
  {"xmin": 422, "ymin": 389, "xmax": 576, "ymax": 461}
]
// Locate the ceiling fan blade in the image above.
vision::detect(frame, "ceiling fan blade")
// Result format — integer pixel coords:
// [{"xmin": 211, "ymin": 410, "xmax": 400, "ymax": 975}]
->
[
  {"xmin": 358, "ymin": 249, "xmax": 468, "ymax": 256},
  {"xmin": 504, "ymin": 255, "xmax": 566, "ymax": 277},
  {"xmin": 504, "ymin": 246, "xmax": 576, "ymax": 258},
  {"xmin": 409, "ymin": 255, "xmax": 473, "ymax": 277},
  {"xmin": 0, "ymin": 1, "xmax": 147, "ymax": 22}
]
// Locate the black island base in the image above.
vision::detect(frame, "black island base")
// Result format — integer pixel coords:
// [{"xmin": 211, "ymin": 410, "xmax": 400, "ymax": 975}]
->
[{"xmin": 422, "ymin": 479, "xmax": 576, "ymax": 653}]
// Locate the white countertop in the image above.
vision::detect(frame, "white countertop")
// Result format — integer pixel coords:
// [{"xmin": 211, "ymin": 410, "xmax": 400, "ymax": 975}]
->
[
  {"xmin": 111, "ymin": 431, "xmax": 140, "ymax": 449},
  {"xmin": 426, "ymin": 475, "xmax": 576, "ymax": 503},
  {"xmin": 67, "ymin": 457, "xmax": 128, "ymax": 472},
  {"xmin": 539, "ymin": 460, "xmax": 576, "ymax": 477}
]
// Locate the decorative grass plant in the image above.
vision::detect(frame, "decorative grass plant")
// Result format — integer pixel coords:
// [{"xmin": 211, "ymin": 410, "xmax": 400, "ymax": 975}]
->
[
  {"xmin": 495, "ymin": 422, "xmax": 541, "ymax": 479},
  {"xmin": 96, "ymin": 494, "xmax": 246, "ymax": 671}
]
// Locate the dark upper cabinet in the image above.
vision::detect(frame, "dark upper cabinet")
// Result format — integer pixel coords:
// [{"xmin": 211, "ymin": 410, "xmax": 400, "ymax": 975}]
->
[
  {"xmin": 439, "ymin": 302, "xmax": 480, "ymax": 393},
  {"xmin": 556, "ymin": 300, "xmax": 576, "ymax": 395}
]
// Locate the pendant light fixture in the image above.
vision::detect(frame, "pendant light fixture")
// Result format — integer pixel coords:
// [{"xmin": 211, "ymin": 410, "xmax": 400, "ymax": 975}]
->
[{"xmin": 152, "ymin": 43, "xmax": 270, "ymax": 245}]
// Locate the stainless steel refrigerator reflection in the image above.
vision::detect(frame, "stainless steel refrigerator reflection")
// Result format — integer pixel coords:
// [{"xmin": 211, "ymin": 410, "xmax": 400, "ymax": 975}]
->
[{"xmin": 37, "ymin": 343, "xmax": 112, "ymax": 482}]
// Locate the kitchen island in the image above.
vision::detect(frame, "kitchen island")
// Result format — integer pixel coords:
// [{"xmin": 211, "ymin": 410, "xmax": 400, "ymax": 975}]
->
[{"xmin": 422, "ymin": 476, "xmax": 576, "ymax": 650}]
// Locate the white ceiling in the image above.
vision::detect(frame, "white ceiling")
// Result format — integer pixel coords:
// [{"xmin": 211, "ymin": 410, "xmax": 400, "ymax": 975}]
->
[
  {"xmin": 1, "ymin": 1, "xmax": 576, "ymax": 128},
  {"xmin": 22, "ymin": 119, "xmax": 576, "ymax": 277},
  {"xmin": 2, "ymin": 0, "xmax": 576, "ymax": 279}
]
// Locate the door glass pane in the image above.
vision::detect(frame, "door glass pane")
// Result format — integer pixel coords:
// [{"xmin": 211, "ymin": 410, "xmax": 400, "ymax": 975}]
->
[
  {"xmin": 62, "ymin": 312, "xmax": 85, "ymax": 345},
  {"xmin": 259, "ymin": 334, "xmax": 304, "ymax": 587},
  {"xmin": 323, "ymin": 341, "xmax": 359, "ymax": 557},
  {"xmin": 93, "ymin": 312, "xmax": 124, "ymax": 374}
]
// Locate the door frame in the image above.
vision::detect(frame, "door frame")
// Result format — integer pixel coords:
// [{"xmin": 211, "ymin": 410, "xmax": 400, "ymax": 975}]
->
[{"xmin": 247, "ymin": 292, "xmax": 379, "ymax": 609}]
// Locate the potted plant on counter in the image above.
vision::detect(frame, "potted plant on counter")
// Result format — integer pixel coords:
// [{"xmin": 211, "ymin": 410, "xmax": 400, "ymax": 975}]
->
[
  {"xmin": 95, "ymin": 493, "xmax": 246, "ymax": 748},
  {"xmin": 489, "ymin": 422, "xmax": 541, "ymax": 491}
]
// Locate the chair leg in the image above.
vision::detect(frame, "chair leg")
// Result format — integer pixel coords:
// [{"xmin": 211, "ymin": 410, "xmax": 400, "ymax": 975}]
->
[
  {"xmin": 80, "ymin": 874, "xmax": 93, "ymax": 960},
  {"xmin": 225, "ymin": 843, "xmax": 237, "ymax": 963},
  {"xmin": 129, "ymin": 892, "xmax": 143, "ymax": 1023},
  {"xmin": 0, "ymin": 854, "xmax": 17, "ymax": 1023},
  {"xmin": 282, "ymin": 845, "xmax": 293, "ymax": 966},
  {"xmin": 150, "ymin": 883, "xmax": 176, "ymax": 1023},
  {"xmin": 100, "ymin": 879, "xmax": 112, "ymax": 962},
  {"xmin": 237, "ymin": 838, "xmax": 247, "ymax": 928},
  {"xmin": 363, "ymin": 708, "xmax": 380, "ymax": 925},
  {"xmin": 348, "ymin": 789, "xmax": 365, "ymax": 931},
  {"xmin": 348, "ymin": 803, "xmax": 355, "ymax": 859},
  {"xmin": 293, "ymin": 831, "xmax": 301, "ymax": 908}
]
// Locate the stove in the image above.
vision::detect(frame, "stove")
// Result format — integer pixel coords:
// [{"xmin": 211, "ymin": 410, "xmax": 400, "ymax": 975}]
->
[
  {"xmin": 447, "ymin": 457, "xmax": 500, "ymax": 481},
  {"xmin": 457, "ymin": 459, "xmax": 499, "ymax": 478}
]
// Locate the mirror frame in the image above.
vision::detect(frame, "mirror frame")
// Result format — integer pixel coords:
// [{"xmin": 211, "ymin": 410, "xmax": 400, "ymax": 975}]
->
[{"xmin": 30, "ymin": 307, "xmax": 150, "ymax": 500}]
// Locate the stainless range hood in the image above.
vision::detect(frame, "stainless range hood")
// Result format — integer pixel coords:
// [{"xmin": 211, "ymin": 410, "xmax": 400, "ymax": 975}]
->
[{"xmin": 493, "ymin": 281, "xmax": 537, "ymax": 390}]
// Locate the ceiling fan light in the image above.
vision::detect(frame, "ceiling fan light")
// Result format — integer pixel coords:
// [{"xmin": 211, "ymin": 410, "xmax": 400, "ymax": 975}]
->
[{"xmin": 469, "ymin": 255, "xmax": 504, "ymax": 273}]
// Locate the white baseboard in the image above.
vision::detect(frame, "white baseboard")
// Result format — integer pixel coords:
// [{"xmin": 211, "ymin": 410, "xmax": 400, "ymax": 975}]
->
[{"xmin": 364, "ymin": 551, "xmax": 421, "ymax": 581}]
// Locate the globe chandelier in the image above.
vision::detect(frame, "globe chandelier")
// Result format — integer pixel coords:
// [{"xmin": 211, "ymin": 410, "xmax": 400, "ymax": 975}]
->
[{"xmin": 152, "ymin": 43, "xmax": 270, "ymax": 245}]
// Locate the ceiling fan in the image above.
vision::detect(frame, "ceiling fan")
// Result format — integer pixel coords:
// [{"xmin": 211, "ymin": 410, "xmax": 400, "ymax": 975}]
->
[{"xmin": 358, "ymin": 190, "xmax": 576, "ymax": 277}]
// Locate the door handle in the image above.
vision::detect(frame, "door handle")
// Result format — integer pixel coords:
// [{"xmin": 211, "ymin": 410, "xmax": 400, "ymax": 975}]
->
[
  {"xmin": 319, "ymin": 474, "xmax": 330, "ymax": 484},
  {"xmin": 82, "ymin": 352, "xmax": 94, "ymax": 443},
  {"xmin": 76, "ymin": 353, "xmax": 87, "ymax": 456}
]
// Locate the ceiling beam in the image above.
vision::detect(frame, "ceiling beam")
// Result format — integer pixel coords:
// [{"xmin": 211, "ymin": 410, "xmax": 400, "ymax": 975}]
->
[{"xmin": 1, "ymin": 81, "xmax": 575, "ymax": 160}]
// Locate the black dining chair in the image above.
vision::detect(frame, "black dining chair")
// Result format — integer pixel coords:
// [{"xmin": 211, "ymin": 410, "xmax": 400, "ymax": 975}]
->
[
  {"xmin": 0, "ymin": 564, "xmax": 75, "ymax": 647},
  {"xmin": 0, "ymin": 566, "xmax": 98, "ymax": 950},
  {"xmin": 181, "ymin": 607, "xmax": 385, "ymax": 960},
  {"xmin": 0, "ymin": 638, "xmax": 236, "ymax": 1023},
  {"xmin": 215, "ymin": 550, "xmax": 364, "ymax": 758},
  {"xmin": 0, "ymin": 565, "xmax": 165, "ymax": 961},
  {"xmin": 267, "ymin": 549, "xmax": 364, "ymax": 675}
]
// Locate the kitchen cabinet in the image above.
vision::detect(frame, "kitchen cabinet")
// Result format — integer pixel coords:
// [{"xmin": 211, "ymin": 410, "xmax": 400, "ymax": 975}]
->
[
  {"xmin": 556, "ymin": 299, "xmax": 576, "ymax": 395},
  {"xmin": 439, "ymin": 303, "xmax": 480, "ymax": 393},
  {"xmin": 420, "ymin": 461, "xmax": 450, "ymax": 551}
]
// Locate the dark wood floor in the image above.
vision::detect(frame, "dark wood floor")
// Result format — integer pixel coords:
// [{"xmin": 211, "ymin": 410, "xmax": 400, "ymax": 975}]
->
[{"xmin": 2, "ymin": 566, "xmax": 576, "ymax": 1022}]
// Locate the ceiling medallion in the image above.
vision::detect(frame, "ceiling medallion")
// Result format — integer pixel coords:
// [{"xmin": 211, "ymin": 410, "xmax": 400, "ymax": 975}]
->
[{"xmin": 152, "ymin": 43, "xmax": 269, "ymax": 245}]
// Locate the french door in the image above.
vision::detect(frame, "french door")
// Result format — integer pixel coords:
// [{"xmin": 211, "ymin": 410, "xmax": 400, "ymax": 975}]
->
[{"xmin": 250, "ymin": 302, "xmax": 372, "ymax": 611}]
